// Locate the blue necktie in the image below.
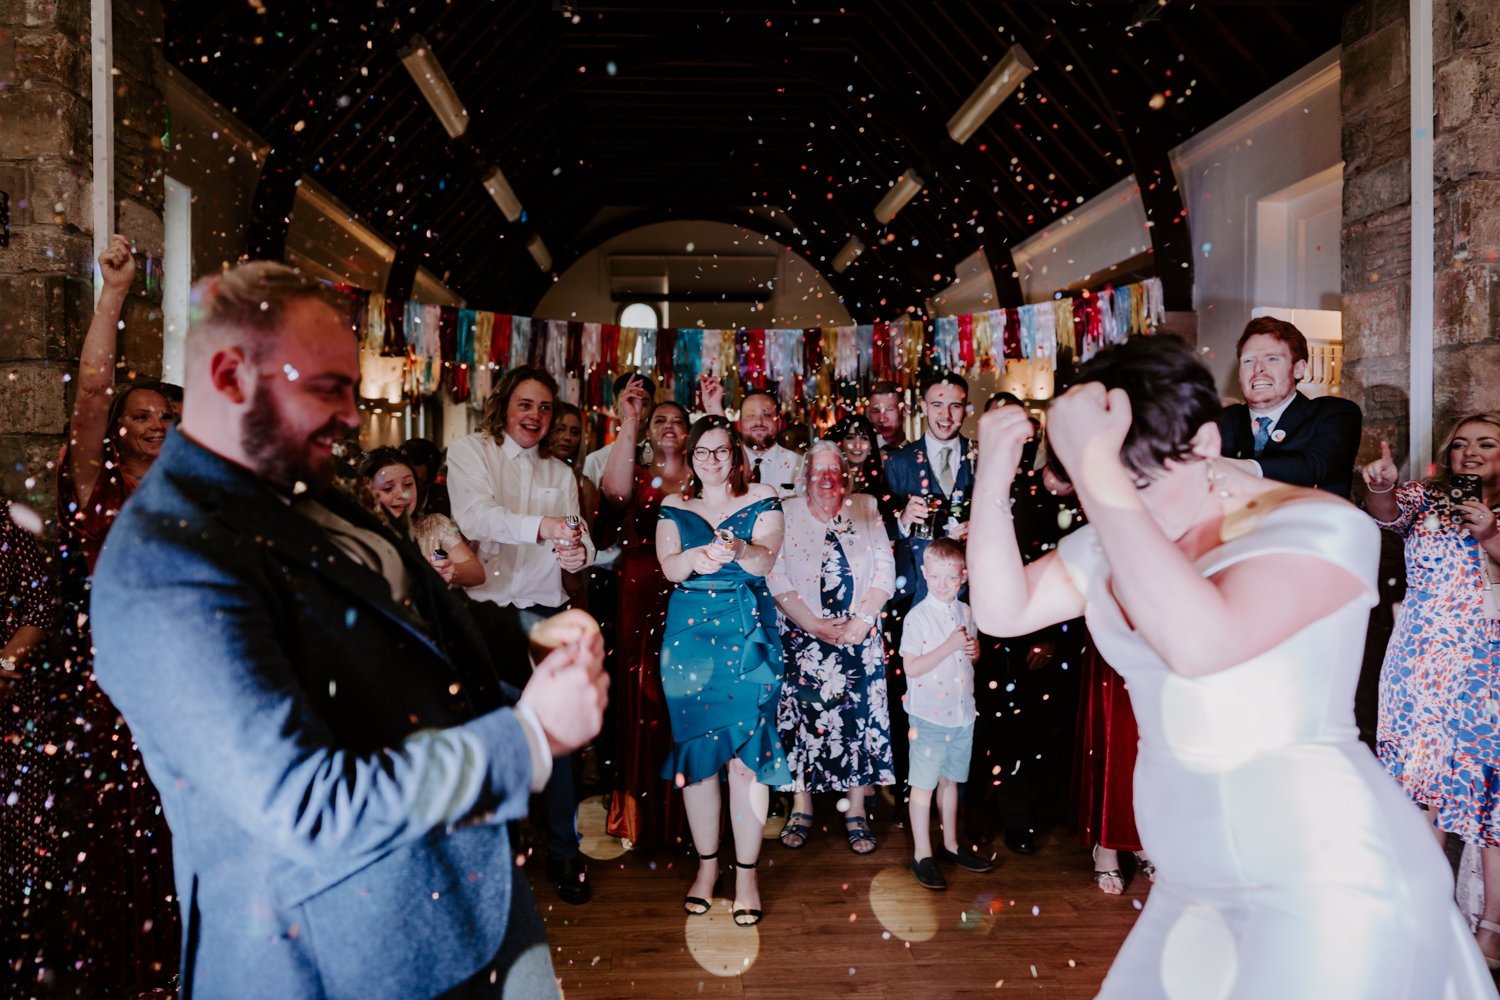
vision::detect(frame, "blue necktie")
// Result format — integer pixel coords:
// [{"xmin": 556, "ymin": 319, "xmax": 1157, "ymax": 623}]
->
[{"xmin": 1253, "ymin": 416, "xmax": 1273, "ymax": 456}]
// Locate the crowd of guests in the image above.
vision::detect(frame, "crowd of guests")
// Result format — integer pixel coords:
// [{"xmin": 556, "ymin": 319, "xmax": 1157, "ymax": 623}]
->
[{"xmin": 2, "ymin": 244, "xmax": 1499, "ymax": 994}]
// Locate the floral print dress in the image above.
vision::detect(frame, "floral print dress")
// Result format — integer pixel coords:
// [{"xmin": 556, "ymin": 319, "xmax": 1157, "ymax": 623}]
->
[
  {"xmin": 775, "ymin": 526, "xmax": 894, "ymax": 793},
  {"xmin": 1375, "ymin": 481, "xmax": 1500, "ymax": 845}
]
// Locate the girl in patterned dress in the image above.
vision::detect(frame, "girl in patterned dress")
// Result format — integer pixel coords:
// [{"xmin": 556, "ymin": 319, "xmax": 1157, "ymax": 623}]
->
[{"xmin": 1364, "ymin": 413, "xmax": 1500, "ymax": 966}]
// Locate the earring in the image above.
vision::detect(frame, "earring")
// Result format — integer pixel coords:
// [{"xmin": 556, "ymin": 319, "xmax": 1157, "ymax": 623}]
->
[{"xmin": 1207, "ymin": 460, "xmax": 1232, "ymax": 499}]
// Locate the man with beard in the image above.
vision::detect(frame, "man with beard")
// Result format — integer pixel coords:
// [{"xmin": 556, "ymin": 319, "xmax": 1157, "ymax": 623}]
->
[
  {"xmin": 736, "ymin": 389, "xmax": 799, "ymax": 496},
  {"xmin": 869, "ymin": 380, "xmax": 909, "ymax": 457},
  {"xmin": 90, "ymin": 262, "xmax": 606, "ymax": 999}
]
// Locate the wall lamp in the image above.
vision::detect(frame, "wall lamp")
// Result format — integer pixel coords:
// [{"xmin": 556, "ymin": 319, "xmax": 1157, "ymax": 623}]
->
[
  {"xmin": 482, "ymin": 166, "xmax": 524, "ymax": 223},
  {"xmin": 873, "ymin": 168, "xmax": 925, "ymax": 225},
  {"xmin": 946, "ymin": 43, "xmax": 1038, "ymax": 145},
  {"xmin": 832, "ymin": 236, "xmax": 865, "ymax": 273},
  {"xmin": 527, "ymin": 234, "xmax": 553, "ymax": 273},
  {"xmin": 399, "ymin": 35, "xmax": 469, "ymax": 139}
]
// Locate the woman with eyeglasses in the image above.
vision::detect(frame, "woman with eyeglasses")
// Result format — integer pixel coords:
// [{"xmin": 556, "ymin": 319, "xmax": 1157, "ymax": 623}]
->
[
  {"xmin": 596, "ymin": 377, "xmax": 693, "ymax": 849},
  {"xmin": 657, "ymin": 415, "xmax": 790, "ymax": 927}
]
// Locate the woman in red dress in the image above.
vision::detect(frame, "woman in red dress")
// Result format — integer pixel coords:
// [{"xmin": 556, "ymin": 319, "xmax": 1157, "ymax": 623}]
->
[
  {"xmin": 50, "ymin": 235, "xmax": 181, "ymax": 992},
  {"xmin": 599, "ymin": 379, "xmax": 692, "ymax": 848}
]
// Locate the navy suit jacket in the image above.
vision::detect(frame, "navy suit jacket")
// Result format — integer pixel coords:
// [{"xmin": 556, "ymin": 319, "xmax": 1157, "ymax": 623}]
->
[
  {"xmin": 1218, "ymin": 391, "xmax": 1363, "ymax": 498},
  {"xmin": 91, "ymin": 433, "xmax": 538, "ymax": 999},
  {"xmin": 883, "ymin": 435, "xmax": 975, "ymax": 602}
]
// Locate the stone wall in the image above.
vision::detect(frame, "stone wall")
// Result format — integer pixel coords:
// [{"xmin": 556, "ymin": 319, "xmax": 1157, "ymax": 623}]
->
[
  {"xmin": 0, "ymin": 0, "xmax": 165, "ymax": 520},
  {"xmin": 1342, "ymin": 0, "xmax": 1500, "ymax": 466}
]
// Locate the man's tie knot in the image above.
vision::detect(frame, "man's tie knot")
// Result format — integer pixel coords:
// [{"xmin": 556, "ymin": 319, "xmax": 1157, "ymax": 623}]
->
[{"xmin": 1253, "ymin": 416, "xmax": 1273, "ymax": 456}]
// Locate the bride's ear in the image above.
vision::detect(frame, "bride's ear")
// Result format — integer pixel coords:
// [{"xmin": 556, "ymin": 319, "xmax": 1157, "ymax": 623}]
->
[{"xmin": 1188, "ymin": 421, "xmax": 1221, "ymax": 461}]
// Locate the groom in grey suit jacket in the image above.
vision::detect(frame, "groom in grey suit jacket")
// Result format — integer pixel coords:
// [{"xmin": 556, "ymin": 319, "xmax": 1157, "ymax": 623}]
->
[{"xmin": 90, "ymin": 262, "xmax": 607, "ymax": 999}]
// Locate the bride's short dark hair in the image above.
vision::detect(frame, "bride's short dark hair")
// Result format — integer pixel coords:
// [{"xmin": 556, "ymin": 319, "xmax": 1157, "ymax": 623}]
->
[{"xmin": 1065, "ymin": 336, "xmax": 1222, "ymax": 483}]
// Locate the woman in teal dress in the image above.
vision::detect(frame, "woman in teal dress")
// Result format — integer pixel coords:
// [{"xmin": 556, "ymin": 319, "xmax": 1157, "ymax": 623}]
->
[{"xmin": 657, "ymin": 415, "xmax": 790, "ymax": 927}]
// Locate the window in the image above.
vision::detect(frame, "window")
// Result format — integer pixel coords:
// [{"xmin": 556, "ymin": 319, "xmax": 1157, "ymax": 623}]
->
[{"xmin": 618, "ymin": 301, "xmax": 659, "ymax": 329}]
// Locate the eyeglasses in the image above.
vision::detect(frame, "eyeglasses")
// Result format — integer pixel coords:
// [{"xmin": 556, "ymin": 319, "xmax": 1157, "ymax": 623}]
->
[{"xmin": 692, "ymin": 446, "xmax": 734, "ymax": 461}]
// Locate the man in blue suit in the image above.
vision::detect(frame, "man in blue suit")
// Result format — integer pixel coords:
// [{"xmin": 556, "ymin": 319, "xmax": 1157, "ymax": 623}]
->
[
  {"xmin": 90, "ymin": 262, "xmax": 607, "ymax": 999},
  {"xmin": 884, "ymin": 372, "xmax": 976, "ymax": 603}
]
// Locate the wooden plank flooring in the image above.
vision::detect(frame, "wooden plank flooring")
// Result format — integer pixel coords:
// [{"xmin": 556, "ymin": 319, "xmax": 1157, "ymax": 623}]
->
[{"xmin": 527, "ymin": 793, "xmax": 1146, "ymax": 998}]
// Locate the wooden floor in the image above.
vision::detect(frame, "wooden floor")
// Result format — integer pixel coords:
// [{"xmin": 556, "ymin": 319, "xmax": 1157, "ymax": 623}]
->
[{"xmin": 526, "ymin": 792, "xmax": 1146, "ymax": 999}]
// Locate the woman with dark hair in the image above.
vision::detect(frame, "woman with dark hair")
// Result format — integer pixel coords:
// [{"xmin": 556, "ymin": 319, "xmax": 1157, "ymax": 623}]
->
[
  {"xmin": 825, "ymin": 413, "xmax": 886, "ymax": 498},
  {"xmin": 657, "ymin": 415, "xmax": 789, "ymax": 926},
  {"xmin": 597, "ymin": 377, "xmax": 692, "ymax": 847},
  {"xmin": 546, "ymin": 401, "xmax": 585, "ymax": 465},
  {"xmin": 1363, "ymin": 413, "xmax": 1500, "ymax": 966},
  {"xmin": 358, "ymin": 447, "xmax": 485, "ymax": 588},
  {"xmin": 51, "ymin": 235, "xmax": 181, "ymax": 991},
  {"xmin": 971, "ymin": 336, "xmax": 1489, "ymax": 996},
  {"xmin": 398, "ymin": 437, "xmax": 451, "ymax": 519}
]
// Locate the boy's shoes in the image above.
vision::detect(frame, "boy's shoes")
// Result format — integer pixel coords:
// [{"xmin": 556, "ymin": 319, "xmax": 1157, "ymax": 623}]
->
[
  {"xmin": 938, "ymin": 844, "xmax": 994, "ymax": 873},
  {"xmin": 910, "ymin": 856, "xmax": 947, "ymax": 891}
]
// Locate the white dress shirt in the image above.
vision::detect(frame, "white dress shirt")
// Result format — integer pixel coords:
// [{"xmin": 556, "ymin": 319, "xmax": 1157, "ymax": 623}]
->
[
  {"xmin": 924, "ymin": 431, "xmax": 962, "ymax": 493},
  {"xmin": 582, "ymin": 442, "xmax": 613, "ymax": 489},
  {"xmin": 745, "ymin": 442, "xmax": 800, "ymax": 497},
  {"xmin": 900, "ymin": 594, "xmax": 978, "ymax": 727},
  {"xmin": 446, "ymin": 432, "xmax": 595, "ymax": 609}
]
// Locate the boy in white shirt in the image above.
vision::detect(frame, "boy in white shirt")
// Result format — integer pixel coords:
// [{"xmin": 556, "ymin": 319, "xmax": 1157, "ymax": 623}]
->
[{"xmin": 899, "ymin": 538, "xmax": 993, "ymax": 889}]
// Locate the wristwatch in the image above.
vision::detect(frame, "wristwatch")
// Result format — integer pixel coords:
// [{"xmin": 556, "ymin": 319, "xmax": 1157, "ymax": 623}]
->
[{"xmin": 857, "ymin": 612, "xmax": 877, "ymax": 627}]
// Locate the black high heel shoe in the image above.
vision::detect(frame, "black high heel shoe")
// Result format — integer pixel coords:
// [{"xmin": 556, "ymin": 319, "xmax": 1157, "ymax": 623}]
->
[
  {"xmin": 731, "ymin": 859, "xmax": 763, "ymax": 927},
  {"xmin": 684, "ymin": 851, "xmax": 719, "ymax": 916}
]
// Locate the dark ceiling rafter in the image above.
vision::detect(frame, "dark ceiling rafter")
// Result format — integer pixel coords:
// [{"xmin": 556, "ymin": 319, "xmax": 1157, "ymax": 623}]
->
[{"xmin": 164, "ymin": 0, "xmax": 1342, "ymax": 319}]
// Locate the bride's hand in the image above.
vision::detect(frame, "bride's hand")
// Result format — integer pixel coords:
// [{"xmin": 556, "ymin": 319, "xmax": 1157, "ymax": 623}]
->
[
  {"xmin": 1046, "ymin": 382, "xmax": 1132, "ymax": 490},
  {"xmin": 975, "ymin": 403, "xmax": 1033, "ymax": 484}
]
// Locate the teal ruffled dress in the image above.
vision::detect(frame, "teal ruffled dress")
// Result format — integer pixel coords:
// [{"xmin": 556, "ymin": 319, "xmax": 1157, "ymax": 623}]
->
[{"xmin": 657, "ymin": 497, "xmax": 792, "ymax": 787}]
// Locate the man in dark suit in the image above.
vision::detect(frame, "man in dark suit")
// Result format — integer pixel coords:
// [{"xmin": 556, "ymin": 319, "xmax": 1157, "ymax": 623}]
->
[
  {"xmin": 884, "ymin": 372, "xmax": 976, "ymax": 603},
  {"xmin": 1217, "ymin": 316, "xmax": 1362, "ymax": 498},
  {"xmin": 90, "ymin": 262, "xmax": 607, "ymax": 999}
]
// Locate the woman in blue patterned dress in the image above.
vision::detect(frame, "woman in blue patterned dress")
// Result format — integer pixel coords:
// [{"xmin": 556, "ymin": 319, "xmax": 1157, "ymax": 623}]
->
[
  {"xmin": 1363, "ymin": 413, "xmax": 1500, "ymax": 966},
  {"xmin": 768, "ymin": 442, "xmax": 895, "ymax": 854},
  {"xmin": 657, "ymin": 415, "xmax": 790, "ymax": 927}
]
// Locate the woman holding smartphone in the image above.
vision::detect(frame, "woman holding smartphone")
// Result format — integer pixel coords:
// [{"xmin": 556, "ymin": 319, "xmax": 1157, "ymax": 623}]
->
[{"xmin": 1363, "ymin": 413, "xmax": 1500, "ymax": 967}]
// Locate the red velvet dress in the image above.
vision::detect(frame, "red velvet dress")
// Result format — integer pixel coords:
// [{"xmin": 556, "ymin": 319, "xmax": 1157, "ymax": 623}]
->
[
  {"xmin": 1071, "ymin": 639, "xmax": 1143, "ymax": 851},
  {"xmin": 603, "ymin": 467, "xmax": 687, "ymax": 848}
]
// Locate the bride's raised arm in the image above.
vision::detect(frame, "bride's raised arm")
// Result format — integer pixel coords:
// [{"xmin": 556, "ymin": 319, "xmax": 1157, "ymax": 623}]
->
[{"xmin": 968, "ymin": 403, "xmax": 1086, "ymax": 637}]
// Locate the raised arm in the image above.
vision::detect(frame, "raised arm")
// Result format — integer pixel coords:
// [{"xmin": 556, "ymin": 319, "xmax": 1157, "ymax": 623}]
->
[
  {"xmin": 1360, "ymin": 441, "xmax": 1401, "ymax": 524},
  {"xmin": 67, "ymin": 235, "xmax": 135, "ymax": 504},
  {"xmin": 1047, "ymin": 383, "xmax": 1365, "ymax": 678},
  {"xmin": 968, "ymin": 404, "xmax": 1085, "ymax": 637},
  {"xmin": 601, "ymin": 376, "xmax": 648, "ymax": 508}
]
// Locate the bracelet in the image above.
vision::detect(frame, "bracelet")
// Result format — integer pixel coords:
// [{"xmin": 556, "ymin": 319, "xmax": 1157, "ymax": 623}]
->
[
  {"xmin": 993, "ymin": 496, "xmax": 1015, "ymax": 518},
  {"xmin": 1365, "ymin": 482, "xmax": 1395, "ymax": 495}
]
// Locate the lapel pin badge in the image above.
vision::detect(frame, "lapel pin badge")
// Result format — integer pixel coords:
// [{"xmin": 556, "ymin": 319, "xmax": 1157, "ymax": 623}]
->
[{"xmin": 1270, "ymin": 429, "xmax": 1287, "ymax": 443}]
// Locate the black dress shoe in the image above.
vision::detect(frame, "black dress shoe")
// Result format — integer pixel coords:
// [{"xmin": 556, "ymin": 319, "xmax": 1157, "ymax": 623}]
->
[
  {"xmin": 1003, "ymin": 827, "xmax": 1036, "ymax": 855},
  {"xmin": 909, "ymin": 856, "xmax": 947, "ymax": 891},
  {"xmin": 547, "ymin": 857, "xmax": 591, "ymax": 905},
  {"xmin": 938, "ymin": 844, "xmax": 995, "ymax": 873}
]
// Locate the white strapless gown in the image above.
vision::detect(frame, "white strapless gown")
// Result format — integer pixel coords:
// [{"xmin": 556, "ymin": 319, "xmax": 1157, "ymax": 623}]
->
[{"xmin": 1057, "ymin": 501, "xmax": 1496, "ymax": 999}]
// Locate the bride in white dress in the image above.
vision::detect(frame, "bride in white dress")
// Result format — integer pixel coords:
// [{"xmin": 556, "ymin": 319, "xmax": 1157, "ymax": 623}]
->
[{"xmin": 968, "ymin": 337, "xmax": 1494, "ymax": 999}]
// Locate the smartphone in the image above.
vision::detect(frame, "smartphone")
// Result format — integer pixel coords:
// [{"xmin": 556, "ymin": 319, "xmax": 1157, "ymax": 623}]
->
[{"xmin": 1449, "ymin": 473, "xmax": 1483, "ymax": 506}]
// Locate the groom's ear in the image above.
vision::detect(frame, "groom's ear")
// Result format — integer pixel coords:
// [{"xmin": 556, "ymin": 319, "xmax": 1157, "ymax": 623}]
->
[{"xmin": 1189, "ymin": 421, "xmax": 1221, "ymax": 461}]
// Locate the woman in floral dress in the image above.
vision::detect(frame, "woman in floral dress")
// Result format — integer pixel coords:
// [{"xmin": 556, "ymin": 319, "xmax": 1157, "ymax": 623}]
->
[
  {"xmin": 1363, "ymin": 413, "xmax": 1500, "ymax": 966},
  {"xmin": 769, "ymin": 441, "xmax": 896, "ymax": 853}
]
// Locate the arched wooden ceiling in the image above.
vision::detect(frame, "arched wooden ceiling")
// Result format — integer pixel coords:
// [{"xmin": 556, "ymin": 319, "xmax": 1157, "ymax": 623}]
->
[{"xmin": 164, "ymin": 0, "xmax": 1342, "ymax": 320}]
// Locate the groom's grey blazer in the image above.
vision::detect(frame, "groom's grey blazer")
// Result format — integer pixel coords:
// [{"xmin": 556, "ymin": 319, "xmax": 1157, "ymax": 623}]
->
[{"xmin": 92, "ymin": 431, "xmax": 538, "ymax": 998}]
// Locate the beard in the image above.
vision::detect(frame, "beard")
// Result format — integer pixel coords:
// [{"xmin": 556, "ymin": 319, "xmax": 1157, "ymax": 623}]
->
[
  {"xmin": 743, "ymin": 427, "xmax": 776, "ymax": 450},
  {"xmin": 241, "ymin": 382, "xmax": 342, "ymax": 495}
]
